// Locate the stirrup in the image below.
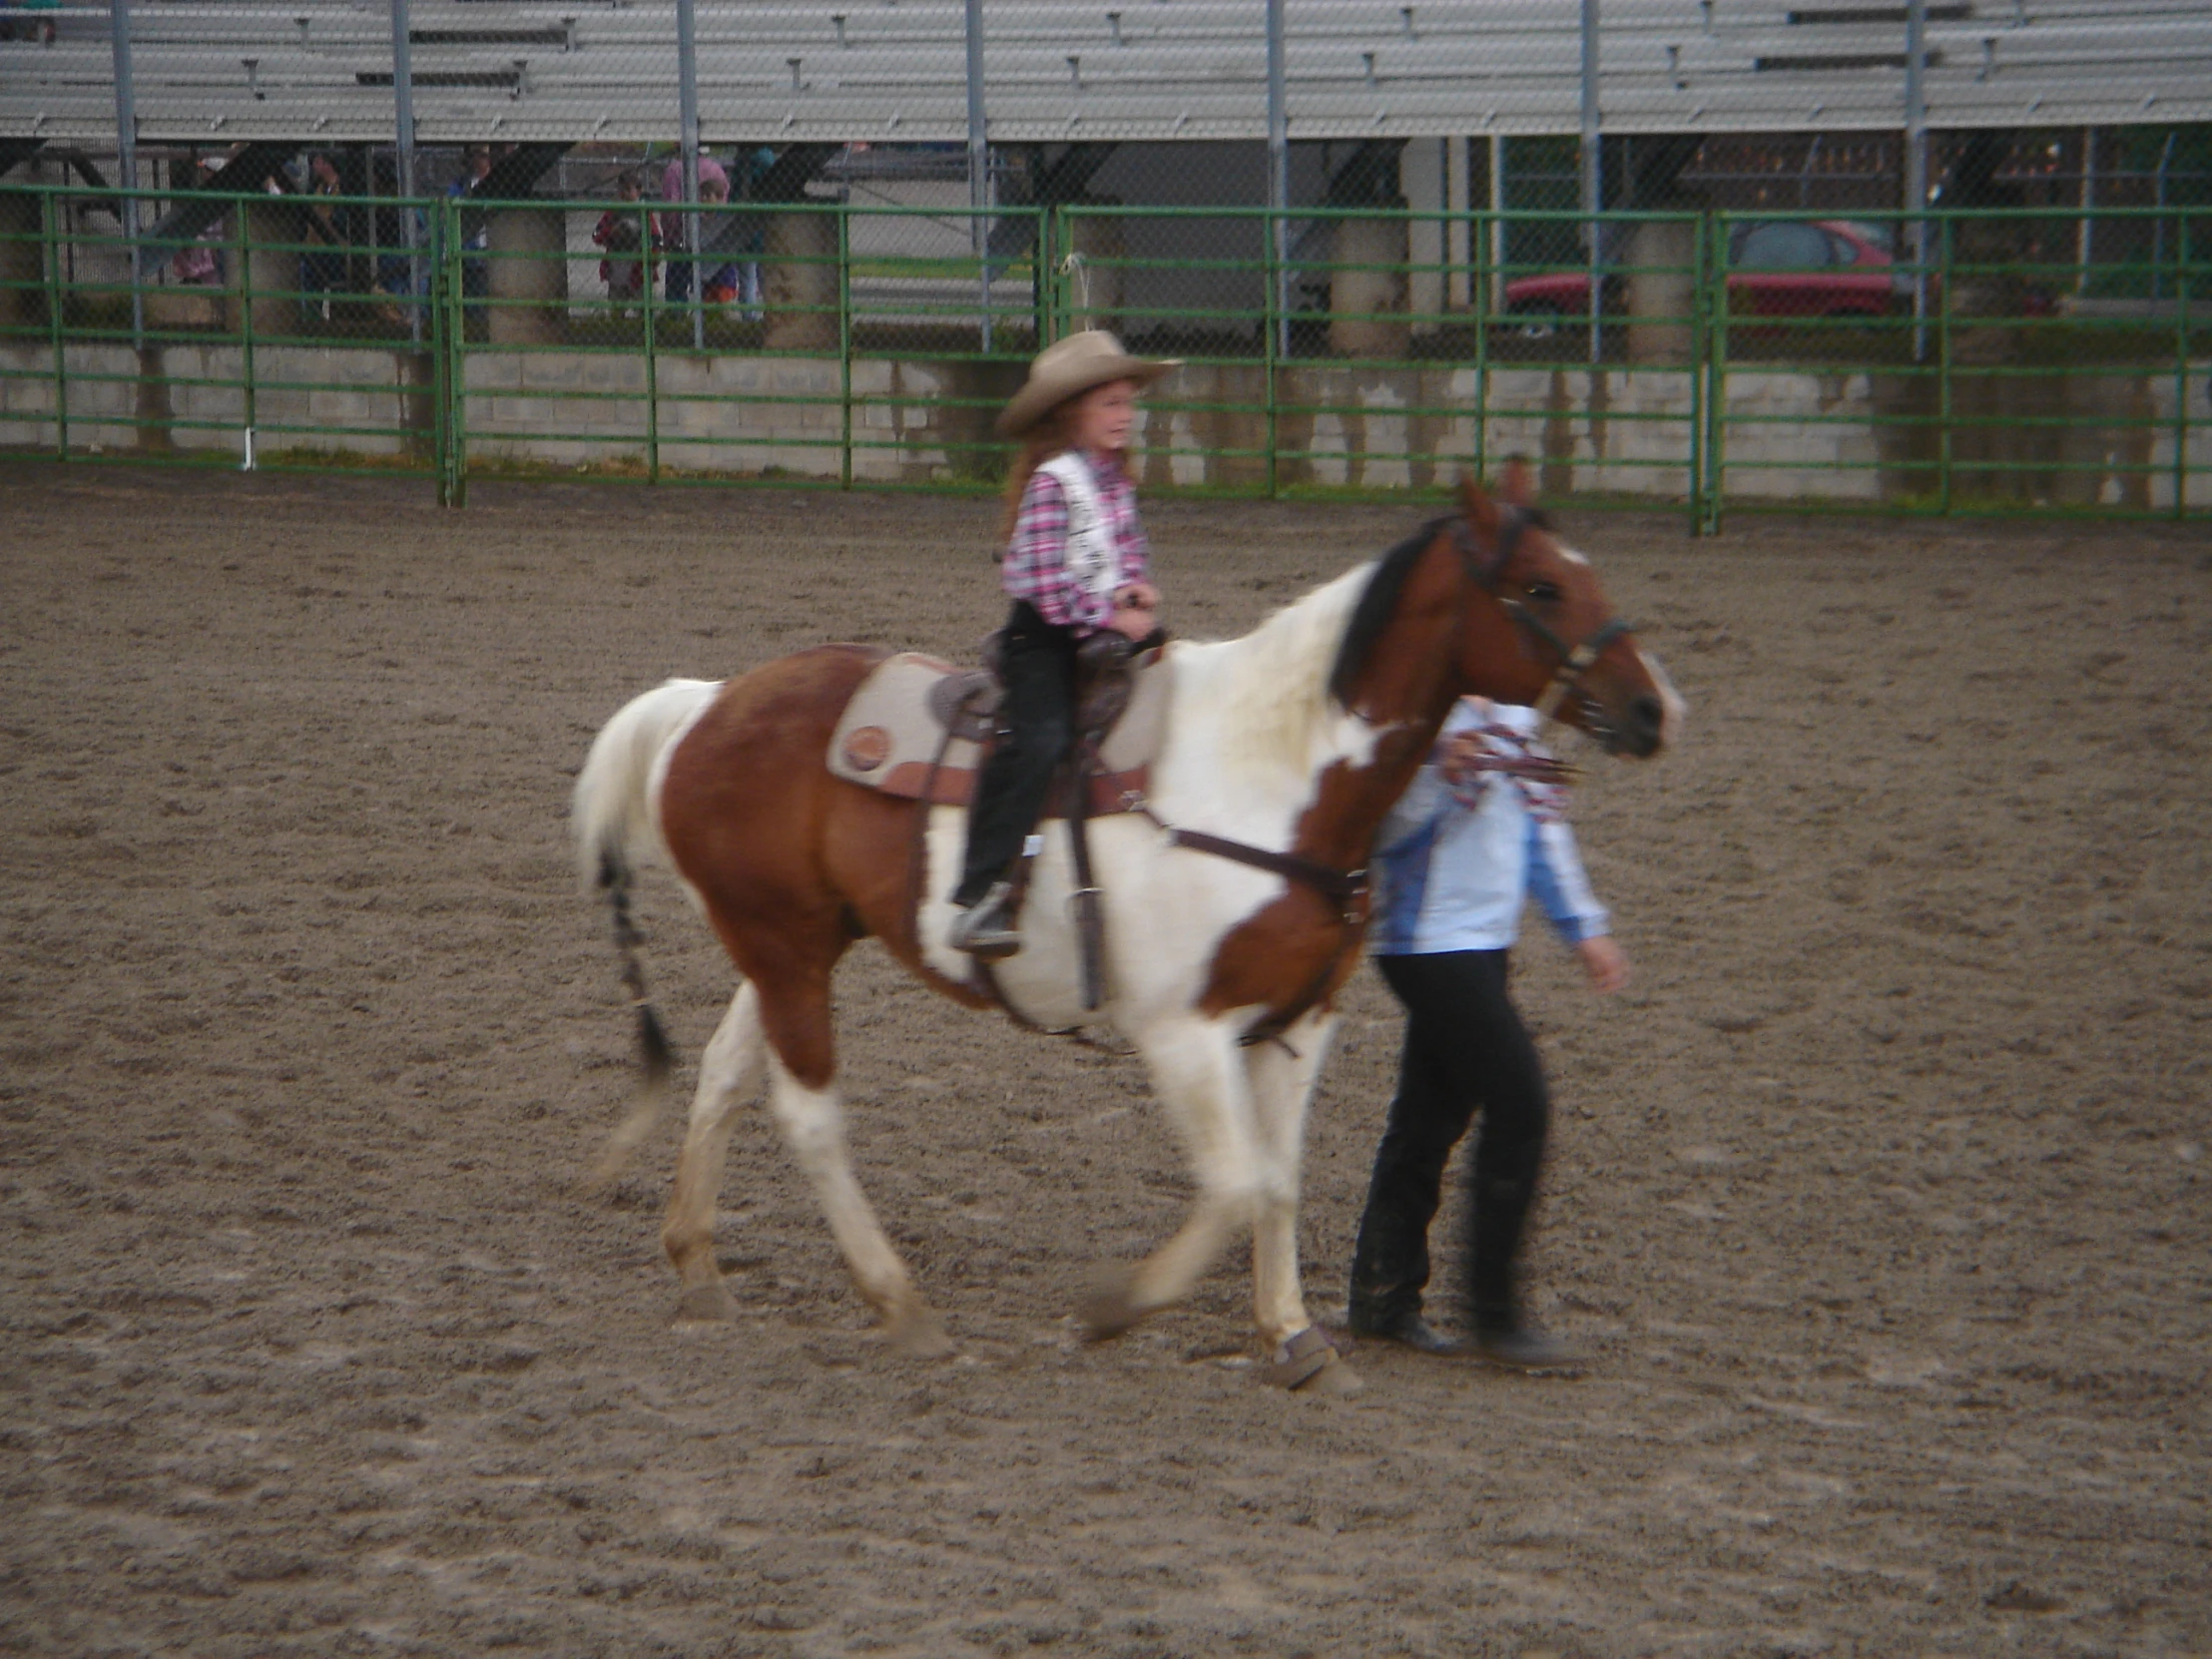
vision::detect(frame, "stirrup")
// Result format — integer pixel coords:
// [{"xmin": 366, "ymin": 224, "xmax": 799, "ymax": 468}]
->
[{"xmin": 948, "ymin": 881, "xmax": 1021, "ymax": 960}]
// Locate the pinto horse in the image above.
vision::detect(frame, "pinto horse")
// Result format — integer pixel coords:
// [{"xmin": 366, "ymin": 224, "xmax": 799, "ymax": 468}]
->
[{"xmin": 573, "ymin": 473, "xmax": 1679, "ymax": 1389}]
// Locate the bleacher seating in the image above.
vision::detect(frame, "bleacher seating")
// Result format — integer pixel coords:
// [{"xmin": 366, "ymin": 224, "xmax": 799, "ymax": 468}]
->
[{"xmin": 3, "ymin": 1, "xmax": 2208, "ymax": 149}]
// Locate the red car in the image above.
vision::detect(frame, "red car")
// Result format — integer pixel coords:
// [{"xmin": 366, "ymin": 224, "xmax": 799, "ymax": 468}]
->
[{"xmin": 1502, "ymin": 219, "xmax": 1905, "ymax": 331}]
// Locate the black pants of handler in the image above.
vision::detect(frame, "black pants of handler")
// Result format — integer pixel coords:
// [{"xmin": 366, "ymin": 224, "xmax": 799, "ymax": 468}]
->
[
  {"xmin": 953, "ymin": 600, "xmax": 1079, "ymax": 909},
  {"xmin": 1348, "ymin": 948, "xmax": 1551, "ymax": 1335}
]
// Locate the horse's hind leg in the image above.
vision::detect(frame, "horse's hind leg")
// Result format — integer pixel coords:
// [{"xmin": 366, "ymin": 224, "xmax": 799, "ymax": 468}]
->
[
  {"xmin": 662, "ymin": 981, "xmax": 768, "ymax": 1324},
  {"xmin": 756, "ymin": 981, "xmax": 952, "ymax": 1359}
]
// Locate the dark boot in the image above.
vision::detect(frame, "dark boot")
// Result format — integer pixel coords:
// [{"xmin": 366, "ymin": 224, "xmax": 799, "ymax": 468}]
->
[
  {"xmin": 1469, "ymin": 1320, "xmax": 1583, "ymax": 1371},
  {"xmin": 1346, "ymin": 1187, "xmax": 1437, "ymax": 1344},
  {"xmin": 1351, "ymin": 1310, "xmax": 1465, "ymax": 1357},
  {"xmin": 1464, "ymin": 1170, "xmax": 1579, "ymax": 1370}
]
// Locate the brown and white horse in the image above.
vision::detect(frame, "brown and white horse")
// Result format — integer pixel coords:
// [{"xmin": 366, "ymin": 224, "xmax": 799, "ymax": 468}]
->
[{"xmin": 573, "ymin": 474, "xmax": 1679, "ymax": 1388}]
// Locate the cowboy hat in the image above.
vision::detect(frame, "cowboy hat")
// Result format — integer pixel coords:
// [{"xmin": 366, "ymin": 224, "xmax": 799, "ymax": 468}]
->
[{"xmin": 995, "ymin": 329, "xmax": 1180, "ymax": 439}]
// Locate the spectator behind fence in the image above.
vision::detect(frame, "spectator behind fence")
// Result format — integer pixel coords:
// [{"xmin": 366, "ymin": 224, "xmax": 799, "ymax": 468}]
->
[
  {"xmin": 448, "ymin": 145, "xmax": 493, "ymax": 302},
  {"xmin": 2, "ymin": 0, "xmax": 59, "ymax": 45},
  {"xmin": 660, "ymin": 154, "xmax": 727, "ymax": 306},
  {"xmin": 169, "ymin": 160, "xmax": 224, "ymax": 286},
  {"xmin": 301, "ymin": 153, "xmax": 346, "ymax": 320},
  {"xmin": 731, "ymin": 145, "xmax": 778, "ymax": 319},
  {"xmin": 593, "ymin": 174, "xmax": 655, "ymax": 315},
  {"xmin": 370, "ymin": 155, "xmax": 421, "ymax": 325},
  {"xmin": 696, "ymin": 174, "xmax": 742, "ymax": 307}
]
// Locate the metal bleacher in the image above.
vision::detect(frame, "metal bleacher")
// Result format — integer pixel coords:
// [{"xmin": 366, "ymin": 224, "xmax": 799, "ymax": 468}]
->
[{"xmin": 3, "ymin": 0, "xmax": 2209, "ymax": 152}]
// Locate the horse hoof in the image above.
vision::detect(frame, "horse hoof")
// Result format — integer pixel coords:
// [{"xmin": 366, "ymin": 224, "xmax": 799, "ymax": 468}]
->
[
  {"xmin": 1297, "ymin": 1354, "xmax": 1365, "ymax": 1396},
  {"xmin": 1266, "ymin": 1326, "xmax": 1348, "ymax": 1391},
  {"xmin": 883, "ymin": 1305, "xmax": 954, "ymax": 1361},
  {"xmin": 672, "ymin": 1283, "xmax": 738, "ymax": 1325},
  {"xmin": 1079, "ymin": 1263, "xmax": 1144, "ymax": 1343}
]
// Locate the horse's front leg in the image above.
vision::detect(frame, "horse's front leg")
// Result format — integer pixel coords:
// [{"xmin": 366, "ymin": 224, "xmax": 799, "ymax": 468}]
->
[
  {"xmin": 1244, "ymin": 1012, "xmax": 1357, "ymax": 1391},
  {"xmin": 1243, "ymin": 1012, "xmax": 1338, "ymax": 1344},
  {"xmin": 1084, "ymin": 1015, "xmax": 1263, "ymax": 1340}
]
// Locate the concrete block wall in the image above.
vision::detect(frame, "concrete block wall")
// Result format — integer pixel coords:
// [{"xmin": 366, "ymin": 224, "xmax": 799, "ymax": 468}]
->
[
  {"xmin": 5, "ymin": 339, "xmax": 2204, "ymax": 509},
  {"xmin": 0, "ymin": 342, "xmax": 64, "ymax": 449},
  {"xmin": 0, "ymin": 340, "xmax": 419, "ymax": 459}
]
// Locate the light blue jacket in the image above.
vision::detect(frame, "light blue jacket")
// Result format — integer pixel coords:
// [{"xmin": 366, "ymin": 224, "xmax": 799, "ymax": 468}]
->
[{"xmin": 1370, "ymin": 701, "xmax": 1610, "ymax": 956}]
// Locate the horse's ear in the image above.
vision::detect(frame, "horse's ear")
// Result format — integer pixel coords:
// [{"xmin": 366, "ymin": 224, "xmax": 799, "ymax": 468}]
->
[
  {"xmin": 1456, "ymin": 471, "xmax": 1501, "ymax": 535},
  {"xmin": 1497, "ymin": 453, "xmax": 1536, "ymax": 508}
]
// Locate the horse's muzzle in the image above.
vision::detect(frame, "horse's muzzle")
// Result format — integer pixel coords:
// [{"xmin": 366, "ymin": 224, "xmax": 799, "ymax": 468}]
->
[
  {"xmin": 1617, "ymin": 693, "xmax": 1667, "ymax": 758},
  {"xmin": 1587, "ymin": 690, "xmax": 1667, "ymax": 759}
]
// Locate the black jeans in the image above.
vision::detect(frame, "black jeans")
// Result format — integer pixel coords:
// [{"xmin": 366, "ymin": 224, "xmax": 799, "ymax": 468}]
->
[
  {"xmin": 954, "ymin": 601, "xmax": 1078, "ymax": 907},
  {"xmin": 1348, "ymin": 949, "xmax": 1551, "ymax": 1333}
]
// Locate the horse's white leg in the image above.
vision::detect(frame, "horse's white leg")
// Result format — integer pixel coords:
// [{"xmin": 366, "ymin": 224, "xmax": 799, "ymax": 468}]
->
[
  {"xmin": 661, "ymin": 981, "xmax": 767, "ymax": 1323},
  {"xmin": 765, "ymin": 1053, "xmax": 951, "ymax": 1358},
  {"xmin": 1085, "ymin": 1016, "xmax": 1263, "ymax": 1338},
  {"xmin": 1243, "ymin": 1013, "xmax": 1339, "ymax": 1350}
]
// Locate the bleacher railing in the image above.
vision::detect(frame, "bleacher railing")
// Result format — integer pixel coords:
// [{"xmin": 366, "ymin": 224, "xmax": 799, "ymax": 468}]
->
[{"xmin": 1, "ymin": 184, "xmax": 2204, "ymax": 526}]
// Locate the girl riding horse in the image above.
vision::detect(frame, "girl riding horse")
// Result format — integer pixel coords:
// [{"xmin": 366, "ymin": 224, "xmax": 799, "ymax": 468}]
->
[{"xmin": 948, "ymin": 330, "xmax": 1176, "ymax": 959}]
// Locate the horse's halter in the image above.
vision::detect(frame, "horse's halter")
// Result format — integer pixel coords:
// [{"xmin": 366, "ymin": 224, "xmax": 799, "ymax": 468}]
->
[{"xmin": 1450, "ymin": 506, "xmax": 1636, "ymax": 727}]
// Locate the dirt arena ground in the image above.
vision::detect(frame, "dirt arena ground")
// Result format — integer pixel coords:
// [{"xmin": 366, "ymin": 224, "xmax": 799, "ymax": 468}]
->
[{"xmin": 1, "ymin": 462, "xmax": 2206, "ymax": 1658}]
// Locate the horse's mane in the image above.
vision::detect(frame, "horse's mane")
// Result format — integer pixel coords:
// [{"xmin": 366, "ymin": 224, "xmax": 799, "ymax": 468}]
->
[
  {"xmin": 1186, "ymin": 517, "xmax": 1449, "ymax": 779},
  {"xmin": 1328, "ymin": 517, "xmax": 1451, "ymax": 705}
]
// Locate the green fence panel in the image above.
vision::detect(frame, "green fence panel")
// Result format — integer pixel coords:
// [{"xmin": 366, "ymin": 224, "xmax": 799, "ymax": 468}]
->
[{"xmin": 1, "ymin": 182, "xmax": 2204, "ymax": 524}]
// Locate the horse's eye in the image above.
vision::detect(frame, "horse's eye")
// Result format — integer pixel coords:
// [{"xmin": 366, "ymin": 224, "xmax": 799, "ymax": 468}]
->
[{"xmin": 1525, "ymin": 581, "xmax": 1563, "ymax": 604}]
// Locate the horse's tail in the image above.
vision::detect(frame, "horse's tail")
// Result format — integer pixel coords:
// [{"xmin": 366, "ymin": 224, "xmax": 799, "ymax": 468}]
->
[
  {"xmin": 571, "ymin": 677, "xmax": 722, "ymax": 893},
  {"xmin": 570, "ymin": 678, "xmax": 722, "ymax": 1193}
]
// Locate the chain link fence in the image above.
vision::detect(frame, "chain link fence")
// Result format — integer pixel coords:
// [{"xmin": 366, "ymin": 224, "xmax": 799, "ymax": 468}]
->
[{"xmin": 2, "ymin": 2, "xmax": 2209, "ymax": 520}]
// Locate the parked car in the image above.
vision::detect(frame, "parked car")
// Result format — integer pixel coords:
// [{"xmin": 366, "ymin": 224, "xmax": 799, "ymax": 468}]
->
[{"xmin": 1501, "ymin": 219, "xmax": 1906, "ymax": 333}]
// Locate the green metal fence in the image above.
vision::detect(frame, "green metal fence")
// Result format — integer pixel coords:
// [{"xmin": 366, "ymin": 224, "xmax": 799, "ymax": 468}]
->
[{"xmin": 2, "ymin": 183, "xmax": 2204, "ymax": 527}]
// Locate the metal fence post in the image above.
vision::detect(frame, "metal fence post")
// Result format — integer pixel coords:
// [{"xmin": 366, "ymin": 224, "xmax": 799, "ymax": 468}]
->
[
  {"xmin": 1266, "ymin": 0, "xmax": 1290, "ymax": 361},
  {"xmin": 1906, "ymin": 0, "xmax": 1930, "ymax": 362},
  {"xmin": 44, "ymin": 190, "xmax": 67, "ymax": 461},
  {"xmin": 1687, "ymin": 210, "xmax": 1706, "ymax": 535},
  {"xmin": 964, "ymin": 0, "xmax": 992, "ymax": 354},
  {"xmin": 838, "ymin": 208, "xmax": 853, "ymax": 489},
  {"xmin": 1471, "ymin": 207, "xmax": 1491, "ymax": 485},
  {"xmin": 678, "ymin": 0, "xmax": 703, "ymax": 354},
  {"xmin": 391, "ymin": 0, "xmax": 422, "ymax": 344},
  {"xmin": 237, "ymin": 192, "xmax": 257, "ymax": 465},
  {"xmin": 437, "ymin": 198, "xmax": 467, "ymax": 506},
  {"xmin": 1580, "ymin": 0, "xmax": 1602, "ymax": 365},
  {"xmin": 2076, "ymin": 128, "xmax": 2097, "ymax": 296},
  {"xmin": 642, "ymin": 199, "xmax": 660, "ymax": 483},
  {"xmin": 1703, "ymin": 211, "xmax": 1729, "ymax": 534},
  {"xmin": 431, "ymin": 202, "xmax": 451, "ymax": 504},
  {"xmin": 1263, "ymin": 202, "xmax": 1280, "ymax": 496},
  {"xmin": 2174, "ymin": 211, "xmax": 2191, "ymax": 519},
  {"xmin": 109, "ymin": 0, "xmax": 145, "ymax": 348},
  {"xmin": 1936, "ymin": 214, "xmax": 1953, "ymax": 514},
  {"xmin": 1033, "ymin": 207, "xmax": 1055, "ymax": 346}
]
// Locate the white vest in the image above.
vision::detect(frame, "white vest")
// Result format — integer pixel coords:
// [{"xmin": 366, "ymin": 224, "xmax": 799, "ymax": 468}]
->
[{"xmin": 1037, "ymin": 452, "xmax": 1120, "ymax": 609}]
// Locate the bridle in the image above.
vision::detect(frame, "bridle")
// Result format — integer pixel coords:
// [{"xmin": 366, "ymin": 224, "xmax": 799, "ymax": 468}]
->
[{"xmin": 1450, "ymin": 506, "xmax": 1636, "ymax": 729}]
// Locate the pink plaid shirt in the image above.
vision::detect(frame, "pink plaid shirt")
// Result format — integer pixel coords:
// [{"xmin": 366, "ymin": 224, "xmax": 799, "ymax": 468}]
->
[{"xmin": 1001, "ymin": 450, "xmax": 1151, "ymax": 634}]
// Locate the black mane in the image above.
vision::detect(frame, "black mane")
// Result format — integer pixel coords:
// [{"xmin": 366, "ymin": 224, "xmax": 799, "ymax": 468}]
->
[{"xmin": 1326, "ymin": 516, "xmax": 1454, "ymax": 706}]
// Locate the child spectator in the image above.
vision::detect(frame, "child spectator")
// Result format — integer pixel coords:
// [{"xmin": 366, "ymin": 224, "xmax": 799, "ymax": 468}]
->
[{"xmin": 593, "ymin": 173, "xmax": 654, "ymax": 313}]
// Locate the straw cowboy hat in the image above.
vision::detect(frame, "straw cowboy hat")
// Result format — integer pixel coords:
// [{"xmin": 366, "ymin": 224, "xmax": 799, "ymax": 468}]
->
[{"xmin": 995, "ymin": 330, "xmax": 1180, "ymax": 439}]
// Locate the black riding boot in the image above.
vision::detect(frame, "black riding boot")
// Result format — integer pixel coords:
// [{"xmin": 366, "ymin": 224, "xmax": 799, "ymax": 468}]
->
[
  {"xmin": 1465, "ymin": 1171, "xmax": 1579, "ymax": 1369},
  {"xmin": 950, "ymin": 606, "xmax": 1076, "ymax": 958},
  {"xmin": 1347, "ymin": 1151, "xmax": 1462, "ymax": 1354}
]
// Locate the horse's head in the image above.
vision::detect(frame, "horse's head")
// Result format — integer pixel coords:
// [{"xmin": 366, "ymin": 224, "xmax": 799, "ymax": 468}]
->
[{"xmin": 1447, "ymin": 462, "xmax": 1680, "ymax": 759}]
